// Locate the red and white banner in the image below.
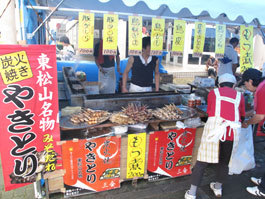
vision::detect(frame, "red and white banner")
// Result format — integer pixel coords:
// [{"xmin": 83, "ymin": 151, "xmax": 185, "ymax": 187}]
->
[
  {"xmin": 62, "ymin": 136, "xmax": 121, "ymax": 197},
  {"xmin": 0, "ymin": 45, "xmax": 61, "ymax": 191},
  {"xmin": 147, "ymin": 128, "xmax": 196, "ymax": 181}
]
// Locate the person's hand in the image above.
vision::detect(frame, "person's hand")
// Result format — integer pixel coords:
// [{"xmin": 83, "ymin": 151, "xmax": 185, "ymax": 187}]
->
[
  {"xmin": 122, "ymin": 87, "xmax": 128, "ymax": 93},
  {"xmin": 242, "ymin": 121, "xmax": 249, "ymax": 128},
  {"xmin": 99, "ymin": 67, "xmax": 107, "ymax": 75}
]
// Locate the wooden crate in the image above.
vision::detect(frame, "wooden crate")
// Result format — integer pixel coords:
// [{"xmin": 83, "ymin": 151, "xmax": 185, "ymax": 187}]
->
[{"xmin": 44, "ymin": 169, "xmax": 66, "ymax": 192}]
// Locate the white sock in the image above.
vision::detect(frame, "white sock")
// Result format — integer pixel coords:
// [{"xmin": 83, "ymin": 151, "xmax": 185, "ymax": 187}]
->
[{"xmin": 189, "ymin": 184, "xmax": 197, "ymax": 196}]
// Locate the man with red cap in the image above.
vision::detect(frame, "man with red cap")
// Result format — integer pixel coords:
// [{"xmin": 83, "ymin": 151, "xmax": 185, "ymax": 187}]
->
[
  {"xmin": 239, "ymin": 68, "xmax": 265, "ymax": 197},
  {"xmin": 185, "ymin": 73, "xmax": 245, "ymax": 199}
]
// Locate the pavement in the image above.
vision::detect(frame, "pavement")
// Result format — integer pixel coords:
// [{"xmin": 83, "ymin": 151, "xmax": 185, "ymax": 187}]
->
[{"xmin": 50, "ymin": 135, "xmax": 265, "ymax": 199}]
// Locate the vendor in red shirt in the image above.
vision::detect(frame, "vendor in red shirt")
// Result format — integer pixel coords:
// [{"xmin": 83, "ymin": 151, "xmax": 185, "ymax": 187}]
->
[
  {"xmin": 185, "ymin": 73, "xmax": 245, "ymax": 199},
  {"xmin": 239, "ymin": 68, "xmax": 265, "ymax": 197}
]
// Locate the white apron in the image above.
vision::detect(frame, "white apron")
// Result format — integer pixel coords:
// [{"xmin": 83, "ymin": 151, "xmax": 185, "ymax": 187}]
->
[
  {"xmin": 98, "ymin": 67, "xmax": 116, "ymax": 94},
  {"xmin": 197, "ymin": 88, "xmax": 241, "ymax": 165},
  {"xmin": 129, "ymin": 83, "xmax": 152, "ymax": 92}
]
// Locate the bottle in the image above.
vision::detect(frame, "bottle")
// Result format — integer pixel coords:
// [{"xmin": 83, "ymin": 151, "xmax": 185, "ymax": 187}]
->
[
  {"xmin": 195, "ymin": 96, "xmax": 201, "ymax": 106},
  {"xmin": 188, "ymin": 94, "xmax": 195, "ymax": 108}
]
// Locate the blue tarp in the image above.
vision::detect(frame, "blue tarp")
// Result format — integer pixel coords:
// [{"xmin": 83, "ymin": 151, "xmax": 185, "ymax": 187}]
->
[
  {"xmin": 57, "ymin": 55, "xmax": 168, "ymax": 90},
  {"xmin": 22, "ymin": 0, "xmax": 46, "ymax": 44}
]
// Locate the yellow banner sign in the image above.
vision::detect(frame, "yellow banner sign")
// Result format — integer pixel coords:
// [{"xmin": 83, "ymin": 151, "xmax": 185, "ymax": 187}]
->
[
  {"xmin": 78, "ymin": 12, "xmax": 94, "ymax": 54},
  {"xmin": 215, "ymin": 24, "xmax": 226, "ymax": 58},
  {"xmin": 126, "ymin": 133, "xmax": 146, "ymax": 179},
  {"xmin": 0, "ymin": 51, "xmax": 33, "ymax": 84},
  {"xmin": 103, "ymin": 14, "xmax": 118, "ymax": 55},
  {"xmin": 171, "ymin": 20, "xmax": 186, "ymax": 56},
  {"xmin": 240, "ymin": 25, "xmax": 253, "ymax": 72},
  {"xmin": 151, "ymin": 18, "xmax": 165, "ymax": 56},
  {"xmin": 193, "ymin": 22, "xmax": 206, "ymax": 57},
  {"xmin": 128, "ymin": 16, "xmax": 142, "ymax": 56}
]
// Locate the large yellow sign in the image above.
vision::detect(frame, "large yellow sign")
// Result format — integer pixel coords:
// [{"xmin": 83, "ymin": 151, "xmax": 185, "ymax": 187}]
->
[
  {"xmin": 126, "ymin": 133, "xmax": 146, "ymax": 179},
  {"xmin": 103, "ymin": 14, "xmax": 118, "ymax": 55},
  {"xmin": 240, "ymin": 25, "xmax": 253, "ymax": 73},
  {"xmin": 193, "ymin": 22, "xmax": 206, "ymax": 57},
  {"xmin": 0, "ymin": 51, "xmax": 33, "ymax": 84},
  {"xmin": 171, "ymin": 20, "xmax": 186, "ymax": 56},
  {"xmin": 78, "ymin": 12, "xmax": 94, "ymax": 54},
  {"xmin": 215, "ymin": 24, "xmax": 226, "ymax": 58},
  {"xmin": 128, "ymin": 16, "xmax": 142, "ymax": 56},
  {"xmin": 151, "ymin": 18, "xmax": 165, "ymax": 56}
]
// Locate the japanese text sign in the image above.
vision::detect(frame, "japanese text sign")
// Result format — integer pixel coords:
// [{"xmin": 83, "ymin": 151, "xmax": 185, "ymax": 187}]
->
[
  {"xmin": 240, "ymin": 25, "xmax": 253, "ymax": 72},
  {"xmin": 78, "ymin": 12, "xmax": 95, "ymax": 54},
  {"xmin": 126, "ymin": 133, "xmax": 146, "ymax": 179},
  {"xmin": 62, "ymin": 137, "xmax": 121, "ymax": 196},
  {"xmin": 103, "ymin": 14, "xmax": 118, "ymax": 55},
  {"xmin": 147, "ymin": 129, "xmax": 196, "ymax": 181},
  {"xmin": 0, "ymin": 50, "xmax": 33, "ymax": 84},
  {"xmin": 0, "ymin": 45, "xmax": 61, "ymax": 191},
  {"xmin": 171, "ymin": 20, "xmax": 186, "ymax": 56},
  {"xmin": 128, "ymin": 16, "xmax": 142, "ymax": 56},
  {"xmin": 215, "ymin": 24, "xmax": 226, "ymax": 58},
  {"xmin": 193, "ymin": 22, "xmax": 206, "ymax": 57},
  {"xmin": 151, "ymin": 18, "xmax": 165, "ymax": 56}
]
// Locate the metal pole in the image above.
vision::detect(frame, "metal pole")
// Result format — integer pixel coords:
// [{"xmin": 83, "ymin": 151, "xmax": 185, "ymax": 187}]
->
[{"xmin": 27, "ymin": 0, "xmax": 65, "ymax": 39}]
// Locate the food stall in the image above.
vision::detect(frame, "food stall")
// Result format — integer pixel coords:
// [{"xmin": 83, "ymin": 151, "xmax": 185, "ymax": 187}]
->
[
  {"xmin": 1, "ymin": 0, "xmax": 263, "ymax": 198},
  {"xmin": 45, "ymin": 64, "xmax": 204, "ymax": 197}
]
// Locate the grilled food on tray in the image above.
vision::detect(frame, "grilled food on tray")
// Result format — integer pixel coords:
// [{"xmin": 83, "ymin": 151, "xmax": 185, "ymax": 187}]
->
[
  {"xmin": 121, "ymin": 103, "xmax": 153, "ymax": 124},
  {"xmin": 70, "ymin": 108, "xmax": 110, "ymax": 125},
  {"xmin": 152, "ymin": 104, "xmax": 184, "ymax": 120},
  {"xmin": 110, "ymin": 112, "xmax": 135, "ymax": 125}
]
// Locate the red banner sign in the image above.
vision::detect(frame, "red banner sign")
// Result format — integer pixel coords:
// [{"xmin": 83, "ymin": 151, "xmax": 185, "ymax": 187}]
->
[
  {"xmin": 147, "ymin": 128, "xmax": 196, "ymax": 181},
  {"xmin": 0, "ymin": 45, "xmax": 61, "ymax": 191},
  {"xmin": 62, "ymin": 136, "xmax": 121, "ymax": 197}
]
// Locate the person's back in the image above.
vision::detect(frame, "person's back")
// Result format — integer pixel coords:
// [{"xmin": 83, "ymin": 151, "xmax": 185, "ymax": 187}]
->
[
  {"xmin": 207, "ymin": 87, "xmax": 242, "ymax": 120},
  {"xmin": 217, "ymin": 38, "xmax": 239, "ymax": 76}
]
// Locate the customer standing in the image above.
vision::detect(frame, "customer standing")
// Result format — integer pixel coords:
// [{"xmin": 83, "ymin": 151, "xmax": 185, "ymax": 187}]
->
[
  {"xmin": 94, "ymin": 38, "xmax": 121, "ymax": 94},
  {"xmin": 206, "ymin": 56, "xmax": 218, "ymax": 78},
  {"xmin": 217, "ymin": 37, "xmax": 239, "ymax": 77},
  {"xmin": 58, "ymin": 35, "xmax": 75, "ymax": 61},
  {"xmin": 185, "ymin": 73, "xmax": 245, "ymax": 199},
  {"xmin": 122, "ymin": 36, "xmax": 159, "ymax": 92},
  {"xmin": 239, "ymin": 68, "xmax": 265, "ymax": 197}
]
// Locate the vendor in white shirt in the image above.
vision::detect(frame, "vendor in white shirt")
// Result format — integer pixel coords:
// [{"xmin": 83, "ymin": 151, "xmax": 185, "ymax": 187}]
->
[
  {"xmin": 217, "ymin": 37, "xmax": 239, "ymax": 77},
  {"xmin": 122, "ymin": 36, "xmax": 160, "ymax": 93}
]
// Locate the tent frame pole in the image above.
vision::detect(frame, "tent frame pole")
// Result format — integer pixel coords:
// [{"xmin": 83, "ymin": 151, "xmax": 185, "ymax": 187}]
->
[{"xmin": 27, "ymin": 0, "xmax": 65, "ymax": 39}]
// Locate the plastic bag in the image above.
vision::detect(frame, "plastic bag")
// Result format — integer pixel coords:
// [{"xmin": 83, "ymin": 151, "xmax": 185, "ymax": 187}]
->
[{"xmin": 229, "ymin": 126, "xmax": 255, "ymax": 175}]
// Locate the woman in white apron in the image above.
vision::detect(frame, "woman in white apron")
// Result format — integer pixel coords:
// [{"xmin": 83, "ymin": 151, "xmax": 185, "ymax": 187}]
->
[{"xmin": 185, "ymin": 73, "xmax": 245, "ymax": 199}]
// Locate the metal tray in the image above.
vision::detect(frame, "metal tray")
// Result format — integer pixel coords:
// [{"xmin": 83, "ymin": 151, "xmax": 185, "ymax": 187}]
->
[
  {"xmin": 196, "ymin": 105, "xmax": 208, "ymax": 113},
  {"xmin": 60, "ymin": 114, "xmax": 110, "ymax": 129},
  {"xmin": 153, "ymin": 105, "xmax": 197, "ymax": 121}
]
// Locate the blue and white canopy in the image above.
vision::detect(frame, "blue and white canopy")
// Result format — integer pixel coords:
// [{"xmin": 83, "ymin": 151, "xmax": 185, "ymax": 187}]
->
[{"xmin": 35, "ymin": 0, "xmax": 265, "ymax": 26}]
